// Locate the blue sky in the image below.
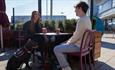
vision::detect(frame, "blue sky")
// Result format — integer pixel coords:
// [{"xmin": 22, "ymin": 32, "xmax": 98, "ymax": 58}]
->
[{"xmin": 6, "ymin": 0, "xmax": 87, "ymax": 21}]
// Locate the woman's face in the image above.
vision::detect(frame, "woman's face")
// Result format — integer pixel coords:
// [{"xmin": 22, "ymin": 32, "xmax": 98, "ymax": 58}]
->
[{"xmin": 33, "ymin": 12, "xmax": 40, "ymax": 22}]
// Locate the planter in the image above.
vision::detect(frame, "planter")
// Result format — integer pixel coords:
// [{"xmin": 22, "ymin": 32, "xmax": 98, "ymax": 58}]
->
[{"xmin": 94, "ymin": 31, "xmax": 102, "ymax": 59}]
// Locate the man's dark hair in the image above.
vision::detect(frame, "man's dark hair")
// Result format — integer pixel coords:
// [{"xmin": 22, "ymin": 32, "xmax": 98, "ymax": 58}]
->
[{"xmin": 76, "ymin": 1, "xmax": 89, "ymax": 14}]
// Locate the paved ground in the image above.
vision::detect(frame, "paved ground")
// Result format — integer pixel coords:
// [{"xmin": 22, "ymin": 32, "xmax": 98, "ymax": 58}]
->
[
  {"xmin": 0, "ymin": 33, "xmax": 115, "ymax": 70},
  {"xmin": 96, "ymin": 33, "xmax": 115, "ymax": 70}
]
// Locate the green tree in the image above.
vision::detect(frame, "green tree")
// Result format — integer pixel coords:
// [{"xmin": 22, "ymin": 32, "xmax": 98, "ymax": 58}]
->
[
  {"xmin": 44, "ymin": 20, "xmax": 49, "ymax": 27},
  {"xmin": 70, "ymin": 19, "xmax": 77, "ymax": 31},
  {"xmin": 58, "ymin": 20, "xmax": 64, "ymax": 32},
  {"xmin": 65, "ymin": 19, "xmax": 73, "ymax": 33},
  {"xmin": 49, "ymin": 20, "xmax": 55, "ymax": 32}
]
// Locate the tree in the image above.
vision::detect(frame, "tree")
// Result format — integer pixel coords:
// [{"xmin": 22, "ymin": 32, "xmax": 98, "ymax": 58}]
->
[
  {"xmin": 70, "ymin": 19, "xmax": 77, "ymax": 31},
  {"xmin": 65, "ymin": 19, "xmax": 73, "ymax": 33},
  {"xmin": 49, "ymin": 20, "xmax": 55, "ymax": 32},
  {"xmin": 58, "ymin": 20, "xmax": 64, "ymax": 32}
]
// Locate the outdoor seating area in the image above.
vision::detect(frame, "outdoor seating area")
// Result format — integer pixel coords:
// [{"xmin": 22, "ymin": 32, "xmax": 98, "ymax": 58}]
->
[
  {"xmin": 0, "ymin": 0, "xmax": 115, "ymax": 70},
  {"xmin": 0, "ymin": 33, "xmax": 115, "ymax": 70}
]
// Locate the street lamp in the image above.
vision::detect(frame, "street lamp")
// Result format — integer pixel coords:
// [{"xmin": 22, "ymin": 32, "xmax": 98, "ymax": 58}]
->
[
  {"xmin": 90, "ymin": 0, "xmax": 94, "ymax": 20},
  {"xmin": 50, "ymin": 0, "xmax": 53, "ymax": 21},
  {"xmin": 38, "ymin": 0, "xmax": 42, "ymax": 18},
  {"xmin": 60, "ymin": 12, "xmax": 66, "ymax": 31},
  {"xmin": 46, "ymin": 0, "xmax": 48, "ymax": 20},
  {"xmin": 12, "ymin": 8, "xmax": 15, "ymax": 30}
]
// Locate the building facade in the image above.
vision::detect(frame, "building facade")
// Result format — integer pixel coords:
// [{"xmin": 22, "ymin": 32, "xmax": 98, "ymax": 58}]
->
[
  {"xmin": 88, "ymin": 0, "xmax": 115, "ymax": 30},
  {"xmin": 97, "ymin": 0, "xmax": 115, "ymax": 30}
]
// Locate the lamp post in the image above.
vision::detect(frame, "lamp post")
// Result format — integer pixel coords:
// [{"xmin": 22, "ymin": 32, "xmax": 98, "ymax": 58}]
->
[
  {"xmin": 38, "ymin": 0, "xmax": 42, "ymax": 18},
  {"xmin": 12, "ymin": 8, "xmax": 15, "ymax": 30},
  {"xmin": 90, "ymin": 0, "xmax": 94, "ymax": 20},
  {"xmin": 61, "ymin": 12, "xmax": 65, "ymax": 31},
  {"xmin": 46, "ymin": 0, "xmax": 48, "ymax": 20},
  {"xmin": 50, "ymin": 0, "xmax": 53, "ymax": 21}
]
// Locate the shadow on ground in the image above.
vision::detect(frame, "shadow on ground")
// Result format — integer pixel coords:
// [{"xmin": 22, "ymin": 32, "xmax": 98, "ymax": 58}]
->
[
  {"xmin": 67, "ymin": 56, "xmax": 115, "ymax": 70},
  {"xmin": 0, "ymin": 49, "xmax": 15, "ymax": 61},
  {"xmin": 104, "ymin": 36, "xmax": 115, "ymax": 39},
  {"xmin": 95, "ymin": 61, "xmax": 115, "ymax": 70},
  {"xmin": 102, "ymin": 42, "xmax": 115, "ymax": 49},
  {"xmin": 0, "ymin": 48, "xmax": 115, "ymax": 70}
]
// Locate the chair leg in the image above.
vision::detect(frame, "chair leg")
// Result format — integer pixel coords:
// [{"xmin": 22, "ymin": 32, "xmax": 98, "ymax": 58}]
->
[
  {"xmin": 84, "ymin": 56, "xmax": 87, "ymax": 70},
  {"xmin": 88, "ymin": 53, "xmax": 92, "ymax": 70},
  {"xmin": 91, "ymin": 50, "xmax": 95, "ymax": 66},
  {"xmin": 80, "ymin": 57, "xmax": 83, "ymax": 70},
  {"xmin": 90, "ymin": 50, "xmax": 95, "ymax": 70}
]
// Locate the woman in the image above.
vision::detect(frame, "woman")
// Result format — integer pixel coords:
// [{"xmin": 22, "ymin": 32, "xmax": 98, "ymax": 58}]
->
[{"xmin": 23, "ymin": 11, "xmax": 42, "ymax": 39}]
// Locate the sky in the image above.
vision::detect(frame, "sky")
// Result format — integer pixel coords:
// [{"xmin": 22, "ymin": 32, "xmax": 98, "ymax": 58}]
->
[{"xmin": 5, "ymin": 0, "xmax": 88, "ymax": 21}]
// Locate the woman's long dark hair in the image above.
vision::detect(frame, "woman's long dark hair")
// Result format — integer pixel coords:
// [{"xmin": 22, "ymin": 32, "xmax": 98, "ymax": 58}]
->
[
  {"xmin": 29, "ymin": 11, "xmax": 40, "ymax": 33},
  {"xmin": 31, "ymin": 11, "xmax": 40, "ymax": 23}
]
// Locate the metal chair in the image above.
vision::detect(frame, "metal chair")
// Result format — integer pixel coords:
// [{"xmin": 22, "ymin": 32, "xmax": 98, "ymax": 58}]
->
[{"xmin": 66, "ymin": 29, "xmax": 95, "ymax": 70}]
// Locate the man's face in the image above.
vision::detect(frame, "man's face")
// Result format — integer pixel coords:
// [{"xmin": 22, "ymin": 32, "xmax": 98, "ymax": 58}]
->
[{"xmin": 75, "ymin": 7, "xmax": 80, "ymax": 16}]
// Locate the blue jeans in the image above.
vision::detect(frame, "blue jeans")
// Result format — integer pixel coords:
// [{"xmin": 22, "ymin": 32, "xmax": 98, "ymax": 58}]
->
[{"xmin": 53, "ymin": 44, "xmax": 80, "ymax": 68}]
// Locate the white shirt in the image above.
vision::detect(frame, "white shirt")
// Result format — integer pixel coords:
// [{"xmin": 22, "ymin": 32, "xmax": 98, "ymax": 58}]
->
[{"xmin": 66, "ymin": 16, "xmax": 92, "ymax": 47}]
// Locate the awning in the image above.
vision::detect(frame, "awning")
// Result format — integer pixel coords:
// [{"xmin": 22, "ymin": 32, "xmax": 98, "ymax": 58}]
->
[
  {"xmin": 0, "ymin": 0, "xmax": 9, "ymax": 27},
  {"xmin": 0, "ymin": 0, "xmax": 10, "ymax": 51},
  {"xmin": 99, "ymin": 8, "xmax": 115, "ymax": 19}
]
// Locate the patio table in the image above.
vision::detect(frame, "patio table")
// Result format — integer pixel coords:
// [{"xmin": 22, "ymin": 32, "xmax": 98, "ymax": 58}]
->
[
  {"xmin": 34, "ymin": 32, "xmax": 72, "ymax": 69},
  {"xmin": 34, "ymin": 32, "xmax": 72, "ymax": 53}
]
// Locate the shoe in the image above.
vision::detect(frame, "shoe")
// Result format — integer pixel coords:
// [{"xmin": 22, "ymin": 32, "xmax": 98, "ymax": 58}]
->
[{"xmin": 62, "ymin": 66, "xmax": 72, "ymax": 70}]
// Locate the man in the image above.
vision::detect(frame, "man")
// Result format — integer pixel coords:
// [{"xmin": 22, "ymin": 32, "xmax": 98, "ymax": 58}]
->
[{"xmin": 53, "ymin": 1, "xmax": 92, "ymax": 70}]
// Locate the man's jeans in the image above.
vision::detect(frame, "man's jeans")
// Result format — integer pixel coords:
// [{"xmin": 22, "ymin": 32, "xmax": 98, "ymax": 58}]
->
[{"xmin": 53, "ymin": 44, "xmax": 80, "ymax": 68}]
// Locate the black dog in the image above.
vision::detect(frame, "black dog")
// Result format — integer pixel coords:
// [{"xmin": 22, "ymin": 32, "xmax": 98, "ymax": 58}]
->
[{"xmin": 6, "ymin": 39, "xmax": 38, "ymax": 70}]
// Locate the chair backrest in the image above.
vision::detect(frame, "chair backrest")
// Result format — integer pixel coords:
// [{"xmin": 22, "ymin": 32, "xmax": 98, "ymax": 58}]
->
[{"xmin": 80, "ymin": 29, "xmax": 95, "ymax": 54}]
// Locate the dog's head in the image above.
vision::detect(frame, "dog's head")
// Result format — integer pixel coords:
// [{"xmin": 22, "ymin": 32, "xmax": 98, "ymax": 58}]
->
[{"xmin": 24, "ymin": 39, "xmax": 38, "ymax": 51}]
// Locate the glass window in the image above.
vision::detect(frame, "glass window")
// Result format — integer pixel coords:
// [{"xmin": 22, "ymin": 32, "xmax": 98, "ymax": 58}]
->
[
  {"xmin": 98, "ymin": 0, "xmax": 112, "ymax": 13},
  {"xmin": 112, "ymin": 0, "xmax": 115, "ymax": 7}
]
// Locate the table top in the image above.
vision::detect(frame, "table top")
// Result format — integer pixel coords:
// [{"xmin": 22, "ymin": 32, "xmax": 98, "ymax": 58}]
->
[{"xmin": 35, "ymin": 32, "xmax": 72, "ymax": 36}]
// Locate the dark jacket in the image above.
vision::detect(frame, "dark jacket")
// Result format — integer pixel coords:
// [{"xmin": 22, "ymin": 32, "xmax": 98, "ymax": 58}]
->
[{"xmin": 23, "ymin": 21, "xmax": 42, "ymax": 39}]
